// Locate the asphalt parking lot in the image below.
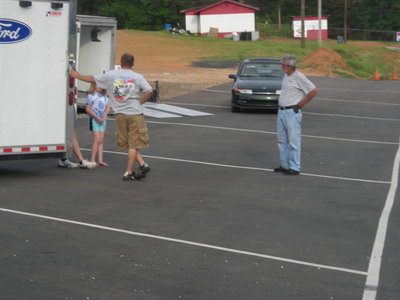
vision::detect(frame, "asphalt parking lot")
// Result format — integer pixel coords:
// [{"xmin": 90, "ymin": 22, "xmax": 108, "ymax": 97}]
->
[{"xmin": 1, "ymin": 76, "xmax": 400, "ymax": 300}]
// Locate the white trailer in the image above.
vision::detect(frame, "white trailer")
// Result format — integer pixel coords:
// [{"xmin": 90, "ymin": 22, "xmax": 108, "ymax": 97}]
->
[
  {"xmin": 0, "ymin": 0, "xmax": 77, "ymax": 160},
  {"xmin": 75, "ymin": 15, "xmax": 117, "ymax": 108}
]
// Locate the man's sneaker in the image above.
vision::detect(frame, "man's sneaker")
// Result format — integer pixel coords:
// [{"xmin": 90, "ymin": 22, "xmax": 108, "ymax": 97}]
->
[
  {"xmin": 139, "ymin": 163, "xmax": 151, "ymax": 176},
  {"xmin": 284, "ymin": 169, "xmax": 300, "ymax": 176},
  {"xmin": 274, "ymin": 166, "xmax": 288, "ymax": 173},
  {"xmin": 79, "ymin": 159, "xmax": 97, "ymax": 169},
  {"xmin": 122, "ymin": 171, "xmax": 136, "ymax": 181},
  {"xmin": 58, "ymin": 158, "xmax": 79, "ymax": 168},
  {"xmin": 133, "ymin": 170, "xmax": 146, "ymax": 179}
]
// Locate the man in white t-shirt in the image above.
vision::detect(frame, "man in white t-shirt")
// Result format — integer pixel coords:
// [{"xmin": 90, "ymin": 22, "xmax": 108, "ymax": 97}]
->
[
  {"xmin": 70, "ymin": 53, "xmax": 153, "ymax": 181},
  {"xmin": 274, "ymin": 54, "xmax": 318, "ymax": 175}
]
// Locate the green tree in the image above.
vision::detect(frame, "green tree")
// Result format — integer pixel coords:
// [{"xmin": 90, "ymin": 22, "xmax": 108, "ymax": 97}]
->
[
  {"xmin": 76, "ymin": 0, "xmax": 399, "ymax": 32},
  {"xmin": 90, "ymin": 0, "xmax": 189, "ymax": 30},
  {"xmin": 77, "ymin": 0, "xmax": 111, "ymax": 15},
  {"xmin": 362, "ymin": 0, "xmax": 400, "ymax": 30}
]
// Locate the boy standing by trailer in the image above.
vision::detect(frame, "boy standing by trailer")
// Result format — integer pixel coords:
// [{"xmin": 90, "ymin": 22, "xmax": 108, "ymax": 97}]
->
[
  {"xmin": 70, "ymin": 53, "xmax": 152, "ymax": 181},
  {"xmin": 86, "ymin": 82, "xmax": 110, "ymax": 167}
]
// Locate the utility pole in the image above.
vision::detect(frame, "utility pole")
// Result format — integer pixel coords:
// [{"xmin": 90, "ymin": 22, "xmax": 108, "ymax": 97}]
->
[
  {"xmin": 277, "ymin": 0, "xmax": 282, "ymax": 32},
  {"xmin": 344, "ymin": 0, "xmax": 347, "ymax": 43},
  {"xmin": 301, "ymin": 0, "xmax": 305, "ymax": 48},
  {"xmin": 318, "ymin": 0, "xmax": 322, "ymax": 47}
]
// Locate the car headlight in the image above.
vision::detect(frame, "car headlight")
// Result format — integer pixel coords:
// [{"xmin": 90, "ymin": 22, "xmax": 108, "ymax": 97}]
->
[
  {"xmin": 233, "ymin": 88, "xmax": 253, "ymax": 95},
  {"xmin": 276, "ymin": 90, "xmax": 281, "ymax": 95}
]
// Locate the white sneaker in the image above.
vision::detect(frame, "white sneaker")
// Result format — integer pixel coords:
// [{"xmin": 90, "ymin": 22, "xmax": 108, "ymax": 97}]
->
[
  {"xmin": 58, "ymin": 158, "xmax": 79, "ymax": 168},
  {"xmin": 122, "ymin": 171, "xmax": 136, "ymax": 181},
  {"xmin": 79, "ymin": 159, "xmax": 97, "ymax": 169}
]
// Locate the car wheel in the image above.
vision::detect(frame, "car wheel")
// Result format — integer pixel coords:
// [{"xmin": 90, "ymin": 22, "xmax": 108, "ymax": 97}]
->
[{"xmin": 231, "ymin": 106, "xmax": 240, "ymax": 112}]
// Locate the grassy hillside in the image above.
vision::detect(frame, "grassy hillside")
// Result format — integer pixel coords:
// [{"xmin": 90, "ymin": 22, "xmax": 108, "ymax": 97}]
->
[{"xmin": 131, "ymin": 30, "xmax": 400, "ymax": 80}]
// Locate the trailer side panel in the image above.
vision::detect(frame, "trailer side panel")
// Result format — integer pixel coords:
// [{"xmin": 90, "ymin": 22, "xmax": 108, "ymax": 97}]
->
[{"xmin": 0, "ymin": 0, "xmax": 74, "ymax": 159}]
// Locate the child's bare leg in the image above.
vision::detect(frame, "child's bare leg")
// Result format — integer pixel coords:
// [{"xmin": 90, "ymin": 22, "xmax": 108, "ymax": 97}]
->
[
  {"xmin": 97, "ymin": 131, "xmax": 108, "ymax": 166},
  {"xmin": 90, "ymin": 131, "xmax": 100, "ymax": 162}
]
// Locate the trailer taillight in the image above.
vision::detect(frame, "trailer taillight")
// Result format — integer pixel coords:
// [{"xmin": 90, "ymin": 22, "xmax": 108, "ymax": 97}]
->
[
  {"xmin": 69, "ymin": 76, "xmax": 75, "ymax": 88},
  {"xmin": 68, "ymin": 92, "xmax": 74, "ymax": 105}
]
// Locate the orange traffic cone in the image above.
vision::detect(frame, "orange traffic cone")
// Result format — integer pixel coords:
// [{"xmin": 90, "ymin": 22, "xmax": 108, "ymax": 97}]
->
[
  {"xmin": 373, "ymin": 67, "xmax": 380, "ymax": 81},
  {"xmin": 393, "ymin": 67, "xmax": 398, "ymax": 80}
]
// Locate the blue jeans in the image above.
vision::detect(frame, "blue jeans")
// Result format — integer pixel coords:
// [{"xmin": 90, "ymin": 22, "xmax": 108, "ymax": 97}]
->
[{"xmin": 276, "ymin": 108, "xmax": 302, "ymax": 171}]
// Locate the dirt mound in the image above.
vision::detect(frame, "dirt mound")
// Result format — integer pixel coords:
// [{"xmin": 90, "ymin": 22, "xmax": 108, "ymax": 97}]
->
[
  {"xmin": 299, "ymin": 47, "xmax": 356, "ymax": 77},
  {"xmin": 116, "ymin": 30, "xmax": 237, "ymax": 100}
]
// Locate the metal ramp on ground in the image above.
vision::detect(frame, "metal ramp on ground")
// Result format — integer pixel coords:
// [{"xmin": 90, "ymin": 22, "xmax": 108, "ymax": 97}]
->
[{"xmin": 143, "ymin": 103, "xmax": 212, "ymax": 118}]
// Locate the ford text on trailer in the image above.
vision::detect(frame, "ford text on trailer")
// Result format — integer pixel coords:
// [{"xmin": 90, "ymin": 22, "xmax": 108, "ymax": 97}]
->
[
  {"xmin": 0, "ymin": 0, "xmax": 77, "ymax": 161},
  {"xmin": 75, "ymin": 15, "xmax": 117, "ymax": 109}
]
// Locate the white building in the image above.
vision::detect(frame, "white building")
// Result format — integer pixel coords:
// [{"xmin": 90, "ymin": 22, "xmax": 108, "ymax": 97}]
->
[
  {"xmin": 292, "ymin": 16, "xmax": 328, "ymax": 40},
  {"xmin": 180, "ymin": 0, "xmax": 259, "ymax": 38}
]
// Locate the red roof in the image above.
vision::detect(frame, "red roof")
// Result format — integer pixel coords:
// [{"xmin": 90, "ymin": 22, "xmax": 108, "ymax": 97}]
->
[{"xmin": 180, "ymin": 0, "xmax": 259, "ymax": 15}]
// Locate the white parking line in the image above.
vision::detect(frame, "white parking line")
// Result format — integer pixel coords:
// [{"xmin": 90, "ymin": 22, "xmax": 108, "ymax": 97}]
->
[
  {"xmin": 317, "ymin": 97, "xmax": 400, "ymax": 106},
  {"xmin": 0, "ymin": 207, "xmax": 367, "ymax": 277},
  {"xmin": 143, "ymin": 107, "xmax": 182, "ymax": 118},
  {"xmin": 165, "ymin": 102, "xmax": 230, "ymax": 109},
  {"xmin": 142, "ymin": 103, "xmax": 212, "ymax": 118},
  {"xmin": 146, "ymin": 121, "xmax": 398, "ymax": 145},
  {"xmin": 145, "ymin": 102, "xmax": 212, "ymax": 116},
  {"xmin": 305, "ymin": 112, "xmax": 400, "ymax": 122},
  {"xmin": 206, "ymin": 88, "xmax": 400, "ymax": 95},
  {"xmin": 138, "ymin": 155, "xmax": 390, "ymax": 184},
  {"xmin": 317, "ymin": 87, "xmax": 400, "ymax": 94},
  {"xmin": 163, "ymin": 102, "xmax": 400, "ymax": 121},
  {"xmin": 362, "ymin": 137, "xmax": 400, "ymax": 300},
  {"xmin": 80, "ymin": 149, "xmax": 391, "ymax": 185}
]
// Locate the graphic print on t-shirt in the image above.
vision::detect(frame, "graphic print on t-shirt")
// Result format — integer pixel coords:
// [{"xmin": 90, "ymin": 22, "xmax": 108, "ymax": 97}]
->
[
  {"xmin": 113, "ymin": 77, "xmax": 136, "ymax": 103},
  {"xmin": 86, "ymin": 94, "xmax": 108, "ymax": 118}
]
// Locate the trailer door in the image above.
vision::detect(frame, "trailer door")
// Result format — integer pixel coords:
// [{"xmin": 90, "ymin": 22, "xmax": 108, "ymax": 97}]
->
[{"xmin": 75, "ymin": 16, "xmax": 117, "ymax": 108}]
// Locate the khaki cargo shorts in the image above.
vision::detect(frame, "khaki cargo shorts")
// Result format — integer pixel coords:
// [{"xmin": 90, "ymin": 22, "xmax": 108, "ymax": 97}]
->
[{"xmin": 115, "ymin": 114, "xmax": 149, "ymax": 150}]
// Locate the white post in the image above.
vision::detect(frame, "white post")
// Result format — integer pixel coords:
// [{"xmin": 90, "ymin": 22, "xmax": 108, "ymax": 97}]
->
[{"xmin": 301, "ymin": 0, "xmax": 305, "ymax": 48}]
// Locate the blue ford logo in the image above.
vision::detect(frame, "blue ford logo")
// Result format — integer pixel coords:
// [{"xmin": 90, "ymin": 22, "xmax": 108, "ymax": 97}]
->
[{"xmin": 0, "ymin": 19, "xmax": 32, "ymax": 44}]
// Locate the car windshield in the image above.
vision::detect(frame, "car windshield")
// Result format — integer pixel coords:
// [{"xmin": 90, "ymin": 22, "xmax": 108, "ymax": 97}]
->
[{"xmin": 239, "ymin": 62, "xmax": 284, "ymax": 78}]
